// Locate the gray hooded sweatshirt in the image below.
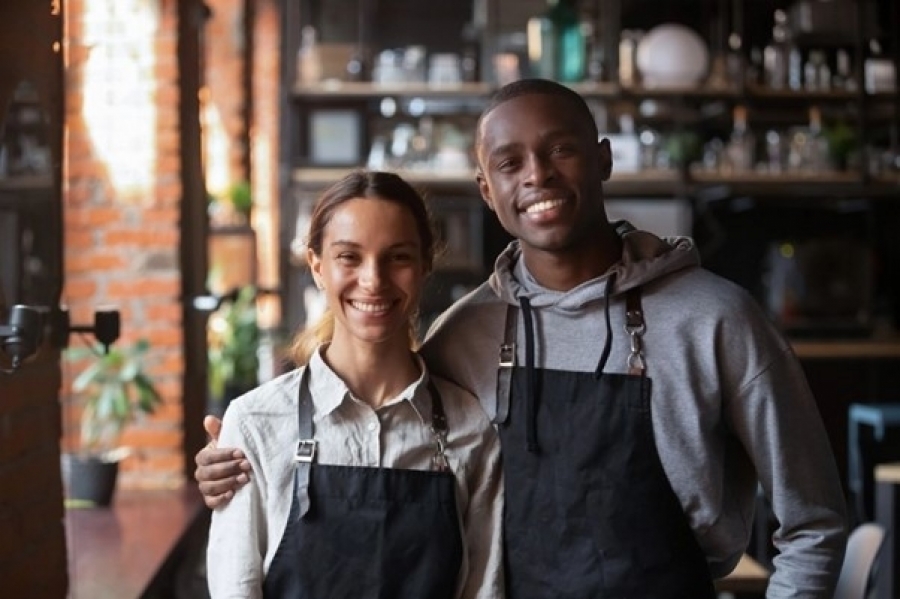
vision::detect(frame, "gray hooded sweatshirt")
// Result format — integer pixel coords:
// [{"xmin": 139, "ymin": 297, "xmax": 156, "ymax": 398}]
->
[{"xmin": 421, "ymin": 224, "xmax": 847, "ymax": 598}]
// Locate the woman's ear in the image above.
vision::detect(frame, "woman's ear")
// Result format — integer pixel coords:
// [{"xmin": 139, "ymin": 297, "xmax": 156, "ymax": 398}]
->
[{"xmin": 307, "ymin": 248, "xmax": 323, "ymax": 289}]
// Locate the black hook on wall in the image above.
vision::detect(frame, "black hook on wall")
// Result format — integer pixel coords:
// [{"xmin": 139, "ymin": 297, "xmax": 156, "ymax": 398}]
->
[
  {"xmin": 53, "ymin": 307, "xmax": 121, "ymax": 354},
  {"xmin": 0, "ymin": 305, "xmax": 122, "ymax": 374}
]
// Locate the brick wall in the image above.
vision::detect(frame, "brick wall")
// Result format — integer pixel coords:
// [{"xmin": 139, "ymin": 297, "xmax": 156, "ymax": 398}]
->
[
  {"xmin": 204, "ymin": 0, "xmax": 249, "ymax": 195},
  {"xmin": 61, "ymin": 0, "xmax": 282, "ymax": 488},
  {"xmin": 63, "ymin": 0, "xmax": 186, "ymax": 489},
  {"xmin": 251, "ymin": 0, "xmax": 282, "ymax": 328}
]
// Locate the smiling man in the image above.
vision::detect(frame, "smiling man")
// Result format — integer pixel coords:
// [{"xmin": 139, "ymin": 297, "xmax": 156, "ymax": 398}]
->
[{"xmin": 421, "ymin": 79, "xmax": 847, "ymax": 598}]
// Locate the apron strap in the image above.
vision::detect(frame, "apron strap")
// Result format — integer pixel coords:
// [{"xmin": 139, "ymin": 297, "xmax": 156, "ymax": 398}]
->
[
  {"xmin": 624, "ymin": 288, "xmax": 646, "ymax": 376},
  {"xmin": 494, "ymin": 286, "xmax": 647, "ymax": 421},
  {"xmin": 494, "ymin": 305, "xmax": 517, "ymax": 425},
  {"xmin": 427, "ymin": 379, "xmax": 452, "ymax": 472},
  {"xmin": 294, "ymin": 367, "xmax": 317, "ymax": 519},
  {"xmin": 293, "ymin": 363, "xmax": 453, "ymax": 518}
]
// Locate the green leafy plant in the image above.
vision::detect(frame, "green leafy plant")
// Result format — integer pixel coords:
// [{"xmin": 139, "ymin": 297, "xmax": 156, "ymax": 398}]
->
[
  {"xmin": 207, "ymin": 286, "xmax": 260, "ymax": 402},
  {"xmin": 67, "ymin": 339, "xmax": 162, "ymax": 456},
  {"xmin": 227, "ymin": 180, "xmax": 253, "ymax": 219}
]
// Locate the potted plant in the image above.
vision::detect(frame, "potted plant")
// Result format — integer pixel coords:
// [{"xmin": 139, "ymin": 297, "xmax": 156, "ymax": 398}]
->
[
  {"xmin": 207, "ymin": 285, "xmax": 260, "ymax": 417},
  {"xmin": 61, "ymin": 338, "xmax": 162, "ymax": 507}
]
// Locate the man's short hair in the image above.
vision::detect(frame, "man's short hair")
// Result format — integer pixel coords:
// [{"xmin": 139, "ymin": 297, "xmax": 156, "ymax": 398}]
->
[{"xmin": 476, "ymin": 78, "xmax": 599, "ymax": 146}]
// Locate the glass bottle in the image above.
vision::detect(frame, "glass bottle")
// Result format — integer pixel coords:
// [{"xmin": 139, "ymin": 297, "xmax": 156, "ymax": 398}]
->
[
  {"xmin": 805, "ymin": 105, "xmax": 829, "ymax": 173},
  {"xmin": 527, "ymin": 0, "xmax": 585, "ymax": 82},
  {"xmin": 297, "ymin": 26, "xmax": 322, "ymax": 86},
  {"xmin": 726, "ymin": 104, "xmax": 755, "ymax": 172},
  {"xmin": 763, "ymin": 9, "xmax": 789, "ymax": 89}
]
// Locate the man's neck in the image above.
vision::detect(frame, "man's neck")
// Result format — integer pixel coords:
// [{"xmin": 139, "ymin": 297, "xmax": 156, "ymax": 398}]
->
[{"xmin": 521, "ymin": 234, "xmax": 622, "ymax": 292}]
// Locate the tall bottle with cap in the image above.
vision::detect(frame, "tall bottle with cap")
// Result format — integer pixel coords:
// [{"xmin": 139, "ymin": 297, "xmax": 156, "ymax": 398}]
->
[
  {"xmin": 297, "ymin": 25, "xmax": 322, "ymax": 86},
  {"xmin": 527, "ymin": 0, "xmax": 585, "ymax": 82}
]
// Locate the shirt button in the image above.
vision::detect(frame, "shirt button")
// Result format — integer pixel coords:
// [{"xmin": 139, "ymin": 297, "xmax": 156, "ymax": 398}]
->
[{"xmin": 367, "ymin": 422, "xmax": 377, "ymax": 432}]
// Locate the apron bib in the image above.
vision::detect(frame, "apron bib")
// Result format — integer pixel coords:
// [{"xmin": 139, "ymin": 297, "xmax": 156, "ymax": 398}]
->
[
  {"xmin": 263, "ymin": 370, "xmax": 463, "ymax": 599},
  {"xmin": 497, "ymin": 293, "xmax": 716, "ymax": 599}
]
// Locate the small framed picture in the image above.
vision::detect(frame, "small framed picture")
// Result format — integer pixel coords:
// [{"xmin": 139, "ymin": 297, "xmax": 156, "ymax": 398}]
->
[{"xmin": 308, "ymin": 108, "xmax": 363, "ymax": 165}]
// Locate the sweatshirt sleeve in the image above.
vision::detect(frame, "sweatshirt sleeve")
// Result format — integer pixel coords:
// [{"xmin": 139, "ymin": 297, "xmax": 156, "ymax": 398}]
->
[
  {"xmin": 457, "ymin": 421, "xmax": 505, "ymax": 599},
  {"xmin": 206, "ymin": 401, "xmax": 267, "ymax": 599},
  {"xmin": 726, "ymin": 345, "xmax": 848, "ymax": 598}
]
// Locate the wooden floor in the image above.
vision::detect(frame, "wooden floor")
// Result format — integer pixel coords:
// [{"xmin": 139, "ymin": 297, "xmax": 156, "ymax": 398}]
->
[{"xmin": 65, "ymin": 485, "xmax": 208, "ymax": 599}]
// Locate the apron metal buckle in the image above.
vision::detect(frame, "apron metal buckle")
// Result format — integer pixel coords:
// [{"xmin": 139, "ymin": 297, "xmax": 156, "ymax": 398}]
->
[
  {"xmin": 499, "ymin": 343, "xmax": 516, "ymax": 368},
  {"xmin": 294, "ymin": 439, "xmax": 317, "ymax": 463}
]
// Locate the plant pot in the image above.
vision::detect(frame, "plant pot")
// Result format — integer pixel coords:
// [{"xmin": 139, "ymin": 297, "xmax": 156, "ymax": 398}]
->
[{"xmin": 61, "ymin": 453, "xmax": 120, "ymax": 507}]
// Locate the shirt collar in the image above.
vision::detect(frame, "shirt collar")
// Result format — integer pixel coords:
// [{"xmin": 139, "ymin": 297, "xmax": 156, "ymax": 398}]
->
[{"xmin": 307, "ymin": 345, "xmax": 432, "ymax": 424}]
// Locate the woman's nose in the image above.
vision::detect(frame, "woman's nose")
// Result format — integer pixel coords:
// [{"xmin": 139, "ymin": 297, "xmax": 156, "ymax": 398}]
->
[{"xmin": 358, "ymin": 258, "xmax": 384, "ymax": 290}]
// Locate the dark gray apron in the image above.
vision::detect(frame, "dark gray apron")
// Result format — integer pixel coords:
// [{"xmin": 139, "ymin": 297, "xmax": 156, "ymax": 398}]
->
[
  {"xmin": 495, "ymin": 290, "xmax": 716, "ymax": 598},
  {"xmin": 263, "ymin": 368, "xmax": 463, "ymax": 599}
]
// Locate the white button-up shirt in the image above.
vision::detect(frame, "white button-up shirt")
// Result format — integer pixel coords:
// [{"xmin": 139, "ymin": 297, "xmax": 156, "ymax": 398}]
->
[{"xmin": 207, "ymin": 347, "xmax": 504, "ymax": 599}]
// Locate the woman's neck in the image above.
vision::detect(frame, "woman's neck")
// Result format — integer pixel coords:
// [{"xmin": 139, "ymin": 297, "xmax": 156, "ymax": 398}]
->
[{"xmin": 322, "ymin": 338, "xmax": 420, "ymax": 409}]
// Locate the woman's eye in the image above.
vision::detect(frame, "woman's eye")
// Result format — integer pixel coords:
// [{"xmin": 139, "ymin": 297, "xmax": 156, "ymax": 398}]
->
[
  {"xmin": 497, "ymin": 158, "xmax": 517, "ymax": 172},
  {"xmin": 336, "ymin": 253, "xmax": 358, "ymax": 263},
  {"xmin": 391, "ymin": 253, "xmax": 414, "ymax": 263}
]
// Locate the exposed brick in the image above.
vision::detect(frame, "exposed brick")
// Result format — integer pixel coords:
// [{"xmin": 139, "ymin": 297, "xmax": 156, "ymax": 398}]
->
[
  {"xmin": 64, "ymin": 251, "xmax": 129, "ymax": 274},
  {"xmin": 61, "ymin": 277, "xmax": 98, "ymax": 301}
]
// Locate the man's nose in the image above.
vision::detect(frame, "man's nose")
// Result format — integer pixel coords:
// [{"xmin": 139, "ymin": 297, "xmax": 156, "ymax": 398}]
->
[{"xmin": 523, "ymin": 153, "xmax": 556, "ymax": 187}]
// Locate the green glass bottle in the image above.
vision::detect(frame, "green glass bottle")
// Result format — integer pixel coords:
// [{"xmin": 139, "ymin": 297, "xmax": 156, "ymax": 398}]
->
[{"xmin": 527, "ymin": 0, "xmax": 585, "ymax": 82}]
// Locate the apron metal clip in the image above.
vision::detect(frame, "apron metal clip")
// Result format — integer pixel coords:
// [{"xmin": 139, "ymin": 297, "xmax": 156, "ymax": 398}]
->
[
  {"xmin": 499, "ymin": 343, "xmax": 516, "ymax": 368},
  {"xmin": 294, "ymin": 439, "xmax": 317, "ymax": 463},
  {"xmin": 430, "ymin": 427, "xmax": 451, "ymax": 472}
]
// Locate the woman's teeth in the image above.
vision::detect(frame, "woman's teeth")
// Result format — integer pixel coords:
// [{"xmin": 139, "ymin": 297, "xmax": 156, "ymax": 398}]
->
[{"xmin": 350, "ymin": 300, "xmax": 392, "ymax": 312}]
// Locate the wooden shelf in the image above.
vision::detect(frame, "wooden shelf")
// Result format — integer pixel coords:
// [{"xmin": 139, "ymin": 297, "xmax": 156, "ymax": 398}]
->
[
  {"xmin": 292, "ymin": 167, "xmax": 900, "ymax": 199},
  {"xmin": 292, "ymin": 167, "xmax": 478, "ymax": 191},
  {"xmin": 289, "ymin": 80, "xmax": 897, "ymax": 104},
  {"xmin": 292, "ymin": 81, "xmax": 492, "ymax": 99},
  {"xmin": 0, "ymin": 174, "xmax": 54, "ymax": 192},
  {"xmin": 791, "ymin": 338, "xmax": 900, "ymax": 360}
]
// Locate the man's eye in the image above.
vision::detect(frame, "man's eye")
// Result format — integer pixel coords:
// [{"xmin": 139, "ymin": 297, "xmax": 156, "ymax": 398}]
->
[{"xmin": 551, "ymin": 144, "xmax": 574, "ymax": 155}]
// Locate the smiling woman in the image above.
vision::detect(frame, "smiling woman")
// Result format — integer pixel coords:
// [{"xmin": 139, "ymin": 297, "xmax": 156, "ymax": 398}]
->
[{"xmin": 205, "ymin": 169, "xmax": 504, "ymax": 599}]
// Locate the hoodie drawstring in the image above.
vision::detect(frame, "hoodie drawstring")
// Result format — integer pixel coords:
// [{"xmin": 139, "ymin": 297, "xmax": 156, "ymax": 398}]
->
[
  {"xmin": 519, "ymin": 296, "xmax": 540, "ymax": 453},
  {"xmin": 594, "ymin": 273, "xmax": 617, "ymax": 379}
]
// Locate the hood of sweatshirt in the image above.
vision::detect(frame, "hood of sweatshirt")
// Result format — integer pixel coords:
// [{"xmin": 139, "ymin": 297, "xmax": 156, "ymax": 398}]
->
[{"xmin": 487, "ymin": 221, "xmax": 701, "ymax": 308}]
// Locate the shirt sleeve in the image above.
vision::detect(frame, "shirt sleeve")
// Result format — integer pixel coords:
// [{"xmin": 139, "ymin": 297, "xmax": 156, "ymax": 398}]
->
[
  {"xmin": 206, "ymin": 400, "xmax": 267, "ymax": 599},
  {"xmin": 457, "ymin": 422, "xmax": 505, "ymax": 599},
  {"xmin": 727, "ymin": 346, "xmax": 848, "ymax": 598}
]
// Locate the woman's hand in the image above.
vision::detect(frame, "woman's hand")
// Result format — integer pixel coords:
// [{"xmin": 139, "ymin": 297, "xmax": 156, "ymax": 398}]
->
[{"xmin": 194, "ymin": 415, "xmax": 251, "ymax": 509}]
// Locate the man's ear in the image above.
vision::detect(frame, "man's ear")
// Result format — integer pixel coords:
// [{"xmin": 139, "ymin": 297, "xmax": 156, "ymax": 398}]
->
[
  {"xmin": 598, "ymin": 137, "xmax": 613, "ymax": 181},
  {"xmin": 476, "ymin": 169, "xmax": 495, "ymax": 212}
]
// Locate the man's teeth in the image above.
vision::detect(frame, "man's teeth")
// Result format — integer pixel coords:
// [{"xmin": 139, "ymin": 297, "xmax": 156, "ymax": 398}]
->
[
  {"xmin": 525, "ymin": 199, "xmax": 565, "ymax": 214},
  {"xmin": 350, "ymin": 300, "xmax": 392, "ymax": 312}
]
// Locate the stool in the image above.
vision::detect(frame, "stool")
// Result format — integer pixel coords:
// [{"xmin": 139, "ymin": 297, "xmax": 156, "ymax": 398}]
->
[
  {"xmin": 874, "ymin": 463, "xmax": 900, "ymax": 599},
  {"xmin": 848, "ymin": 403, "xmax": 900, "ymax": 524}
]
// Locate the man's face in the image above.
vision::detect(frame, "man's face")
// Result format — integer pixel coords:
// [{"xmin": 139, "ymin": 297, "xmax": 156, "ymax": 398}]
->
[{"xmin": 475, "ymin": 93, "xmax": 612, "ymax": 256}]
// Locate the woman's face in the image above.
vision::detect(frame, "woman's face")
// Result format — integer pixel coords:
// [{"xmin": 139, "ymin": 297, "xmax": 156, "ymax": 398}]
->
[{"xmin": 308, "ymin": 196, "xmax": 426, "ymax": 350}]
